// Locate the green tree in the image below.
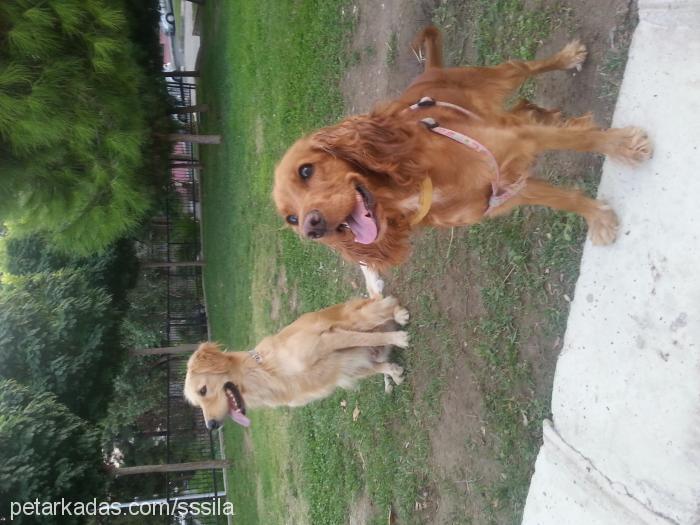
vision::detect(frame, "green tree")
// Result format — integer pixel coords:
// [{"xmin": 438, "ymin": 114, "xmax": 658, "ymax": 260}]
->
[
  {"xmin": 0, "ymin": 269, "xmax": 116, "ymax": 420},
  {"xmin": 0, "ymin": 0, "xmax": 170, "ymax": 253},
  {"xmin": 100, "ymin": 355, "xmax": 166, "ymax": 448},
  {"xmin": 0, "ymin": 380, "xmax": 107, "ymax": 524}
]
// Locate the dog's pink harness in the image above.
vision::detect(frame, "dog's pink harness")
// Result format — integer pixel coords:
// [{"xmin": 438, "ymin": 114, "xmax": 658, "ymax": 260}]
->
[{"xmin": 409, "ymin": 97, "xmax": 526, "ymax": 214}]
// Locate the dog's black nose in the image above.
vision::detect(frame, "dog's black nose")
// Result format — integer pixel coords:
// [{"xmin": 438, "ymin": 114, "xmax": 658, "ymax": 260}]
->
[
  {"xmin": 303, "ymin": 210, "xmax": 327, "ymax": 239},
  {"xmin": 206, "ymin": 419, "xmax": 220, "ymax": 431}
]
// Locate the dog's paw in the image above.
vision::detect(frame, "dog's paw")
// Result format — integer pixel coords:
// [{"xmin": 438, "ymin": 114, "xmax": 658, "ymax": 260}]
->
[
  {"xmin": 391, "ymin": 331, "xmax": 410, "ymax": 349},
  {"xmin": 393, "ymin": 306, "xmax": 410, "ymax": 326},
  {"xmin": 558, "ymin": 40, "xmax": 587, "ymax": 71},
  {"xmin": 610, "ymin": 127, "xmax": 653, "ymax": 164},
  {"xmin": 389, "ymin": 364, "xmax": 404, "ymax": 386},
  {"xmin": 588, "ymin": 203, "xmax": 619, "ymax": 245},
  {"xmin": 384, "ymin": 374, "xmax": 394, "ymax": 394}
]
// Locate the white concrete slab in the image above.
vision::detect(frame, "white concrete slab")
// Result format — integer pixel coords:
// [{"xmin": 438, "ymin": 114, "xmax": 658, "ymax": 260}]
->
[
  {"xmin": 181, "ymin": 2, "xmax": 201, "ymax": 72},
  {"xmin": 523, "ymin": 1, "xmax": 700, "ymax": 524}
]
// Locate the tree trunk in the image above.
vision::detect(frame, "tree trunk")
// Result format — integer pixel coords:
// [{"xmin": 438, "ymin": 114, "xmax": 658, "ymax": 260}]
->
[
  {"xmin": 114, "ymin": 460, "xmax": 228, "ymax": 477},
  {"xmin": 131, "ymin": 344, "xmax": 199, "ymax": 357},
  {"xmin": 169, "ymin": 104, "xmax": 209, "ymax": 115},
  {"xmin": 142, "ymin": 261, "xmax": 205, "ymax": 269},
  {"xmin": 166, "ymin": 133, "xmax": 221, "ymax": 145}
]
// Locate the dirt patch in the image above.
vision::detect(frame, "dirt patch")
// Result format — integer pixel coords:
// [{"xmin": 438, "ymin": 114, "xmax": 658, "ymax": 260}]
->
[
  {"xmin": 341, "ymin": 0, "xmax": 638, "ymax": 523},
  {"xmin": 341, "ymin": 0, "xmax": 436, "ymax": 113},
  {"xmin": 269, "ymin": 266, "xmax": 287, "ymax": 322},
  {"xmin": 427, "ymin": 355, "xmax": 495, "ymax": 524},
  {"xmin": 348, "ymin": 489, "xmax": 376, "ymax": 525}
]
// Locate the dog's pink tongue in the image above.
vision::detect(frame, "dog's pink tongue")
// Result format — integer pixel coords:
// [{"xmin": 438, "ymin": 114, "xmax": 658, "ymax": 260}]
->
[
  {"xmin": 347, "ymin": 191, "xmax": 378, "ymax": 244},
  {"xmin": 230, "ymin": 409, "xmax": 251, "ymax": 427}
]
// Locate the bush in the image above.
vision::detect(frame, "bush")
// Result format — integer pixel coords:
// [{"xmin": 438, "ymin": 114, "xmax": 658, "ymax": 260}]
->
[
  {"xmin": 0, "ymin": 380, "xmax": 107, "ymax": 524},
  {"xmin": 0, "ymin": 0, "xmax": 171, "ymax": 254}
]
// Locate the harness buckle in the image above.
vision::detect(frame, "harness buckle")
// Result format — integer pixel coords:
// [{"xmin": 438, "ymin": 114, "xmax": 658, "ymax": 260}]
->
[
  {"xmin": 420, "ymin": 117, "xmax": 439, "ymax": 129},
  {"xmin": 416, "ymin": 96, "xmax": 436, "ymax": 107}
]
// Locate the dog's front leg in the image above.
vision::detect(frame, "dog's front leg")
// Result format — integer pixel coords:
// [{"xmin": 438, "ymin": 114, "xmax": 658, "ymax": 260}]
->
[
  {"xmin": 332, "ymin": 296, "xmax": 409, "ymax": 332},
  {"xmin": 319, "ymin": 329, "xmax": 409, "ymax": 352},
  {"xmin": 487, "ymin": 178, "xmax": 619, "ymax": 245},
  {"xmin": 519, "ymin": 124, "xmax": 653, "ymax": 164}
]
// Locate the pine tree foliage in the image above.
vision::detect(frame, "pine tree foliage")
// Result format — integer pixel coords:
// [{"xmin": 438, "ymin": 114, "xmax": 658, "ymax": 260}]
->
[{"xmin": 0, "ymin": 0, "xmax": 168, "ymax": 253}]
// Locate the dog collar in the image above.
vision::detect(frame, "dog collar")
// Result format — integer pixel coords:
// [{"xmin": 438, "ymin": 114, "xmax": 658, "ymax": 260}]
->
[
  {"xmin": 249, "ymin": 349, "xmax": 262, "ymax": 364},
  {"xmin": 410, "ymin": 177, "xmax": 433, "ymax": 226}
]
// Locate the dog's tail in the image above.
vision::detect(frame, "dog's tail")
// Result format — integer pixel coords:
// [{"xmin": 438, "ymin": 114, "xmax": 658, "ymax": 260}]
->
[{"xmin": 411, "ymin": 26, "xmax": 443, "ymax": 69}]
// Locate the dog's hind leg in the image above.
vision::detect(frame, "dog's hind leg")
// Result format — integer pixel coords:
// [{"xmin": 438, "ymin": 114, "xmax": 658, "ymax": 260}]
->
[
  {"xmin": 411, "ymin": 26, "xmax": 443, "ymax": 69},
  {"xmin": 448, "ymin": 41, "xmax": 588, "ymax": 109},
  {"xmin": 499, "ymin": 40, "xmax": 587, "ymax": 88},
  {"xmin": 510, "ymin": 99, "xmax": 598, "ymax": 130}
]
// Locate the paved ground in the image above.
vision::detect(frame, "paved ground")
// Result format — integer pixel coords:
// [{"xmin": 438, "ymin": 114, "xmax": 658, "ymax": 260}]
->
[
  {"xmin": 171, "ymin": 1, "xmax": 200, "ymax": 72},
  {"xmin": 522, "ymin": 1, "xmax": 700, "ymax": 523}
]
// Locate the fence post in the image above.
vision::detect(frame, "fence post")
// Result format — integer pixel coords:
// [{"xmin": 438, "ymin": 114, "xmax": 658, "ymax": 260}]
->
[
  {"xmin": 160, "ymin": 70, "xmax": 200, "ymax": 77},
  {"xmin": 165, "ymin": 133, "xmax": 221, "ymax": 145},
  {"xmin": 114, "ymin": 460, "xmax": 229, "ymax": 477},
  {"xmin": 169, "ymin": 104, "xmax": 209, "ymax": 115},
  {"xmin": 142, "ymin": 261, "xmax": 206, "ymax": 269},
  {"xmin": 170, "ymin": 162, "xmax": 203, "ymax": 169},
  {"xmin": 130, "ymin": 344, "xmax": 199, "ymax": 357}
]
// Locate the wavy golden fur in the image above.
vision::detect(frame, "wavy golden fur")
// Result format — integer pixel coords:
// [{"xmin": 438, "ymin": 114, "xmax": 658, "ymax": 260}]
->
[{"xmin": 273, "ymin": 26, "xmax": 652, "ymax": 271}]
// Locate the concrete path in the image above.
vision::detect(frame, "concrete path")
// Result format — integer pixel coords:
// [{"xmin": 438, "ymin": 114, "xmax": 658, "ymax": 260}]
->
[
  {"xmin": 522, "ymin": 1, "xmax": 700, "ymax": 524},
  {"xmin": 172, "ymin": 1, "xmax": 201, "ymax": 72}
]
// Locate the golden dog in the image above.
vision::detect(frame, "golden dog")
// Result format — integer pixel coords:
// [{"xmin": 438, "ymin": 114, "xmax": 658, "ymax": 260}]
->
[{"xmin": 184, "ymin": 296, "xmax": 409, "ymax": 429}]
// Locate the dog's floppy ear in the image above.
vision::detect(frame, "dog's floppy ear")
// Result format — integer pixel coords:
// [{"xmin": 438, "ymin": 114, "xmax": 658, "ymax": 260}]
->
[
  {"xmin": 188, "ymin": 342, "xmax": 231, "ymax": 374},
  {"xmin": 310, "ymin": 107, "xmax": 425, "ymax": 186}
]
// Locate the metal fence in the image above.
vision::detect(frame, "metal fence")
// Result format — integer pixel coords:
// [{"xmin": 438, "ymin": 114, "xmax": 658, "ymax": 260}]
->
[
  {"xmin": 162, "ymin": 79, "xmax": 224, "ymax": 524},
  {"xmin": 114, "ymin": 78, "xmax": 226, "ymax": 524}
]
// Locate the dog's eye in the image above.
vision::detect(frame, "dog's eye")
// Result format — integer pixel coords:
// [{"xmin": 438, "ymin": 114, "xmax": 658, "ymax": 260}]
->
[
  {"xmin": 298, "ymin": 164, "xmax": 314, "ymax": 180},
  {"xmin": 199, "ymin": 386, "xmax": 207, "ymax": 396},
  {"xmin": 286, "ymin": 215, "xmax": 299, "ymax": 225}
]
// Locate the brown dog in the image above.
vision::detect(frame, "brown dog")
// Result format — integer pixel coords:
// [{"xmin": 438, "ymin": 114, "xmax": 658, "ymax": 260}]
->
[
  {"xmin": 184, "ymin": 296, "xmax": 409, "ymax": 429},
  {"xmin": 273, "ymin": 27, "xmax": 652, "ymax": 271}
]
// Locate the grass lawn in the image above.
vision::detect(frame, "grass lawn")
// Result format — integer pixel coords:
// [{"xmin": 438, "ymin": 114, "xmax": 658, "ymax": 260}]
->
[
  {"xmin": 198, "ymin": 2, "xmax": 430, "ymax": 524},
  {"xmin": 198, "ymin": 1, "xmax": 611, "ymax": 523}
]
